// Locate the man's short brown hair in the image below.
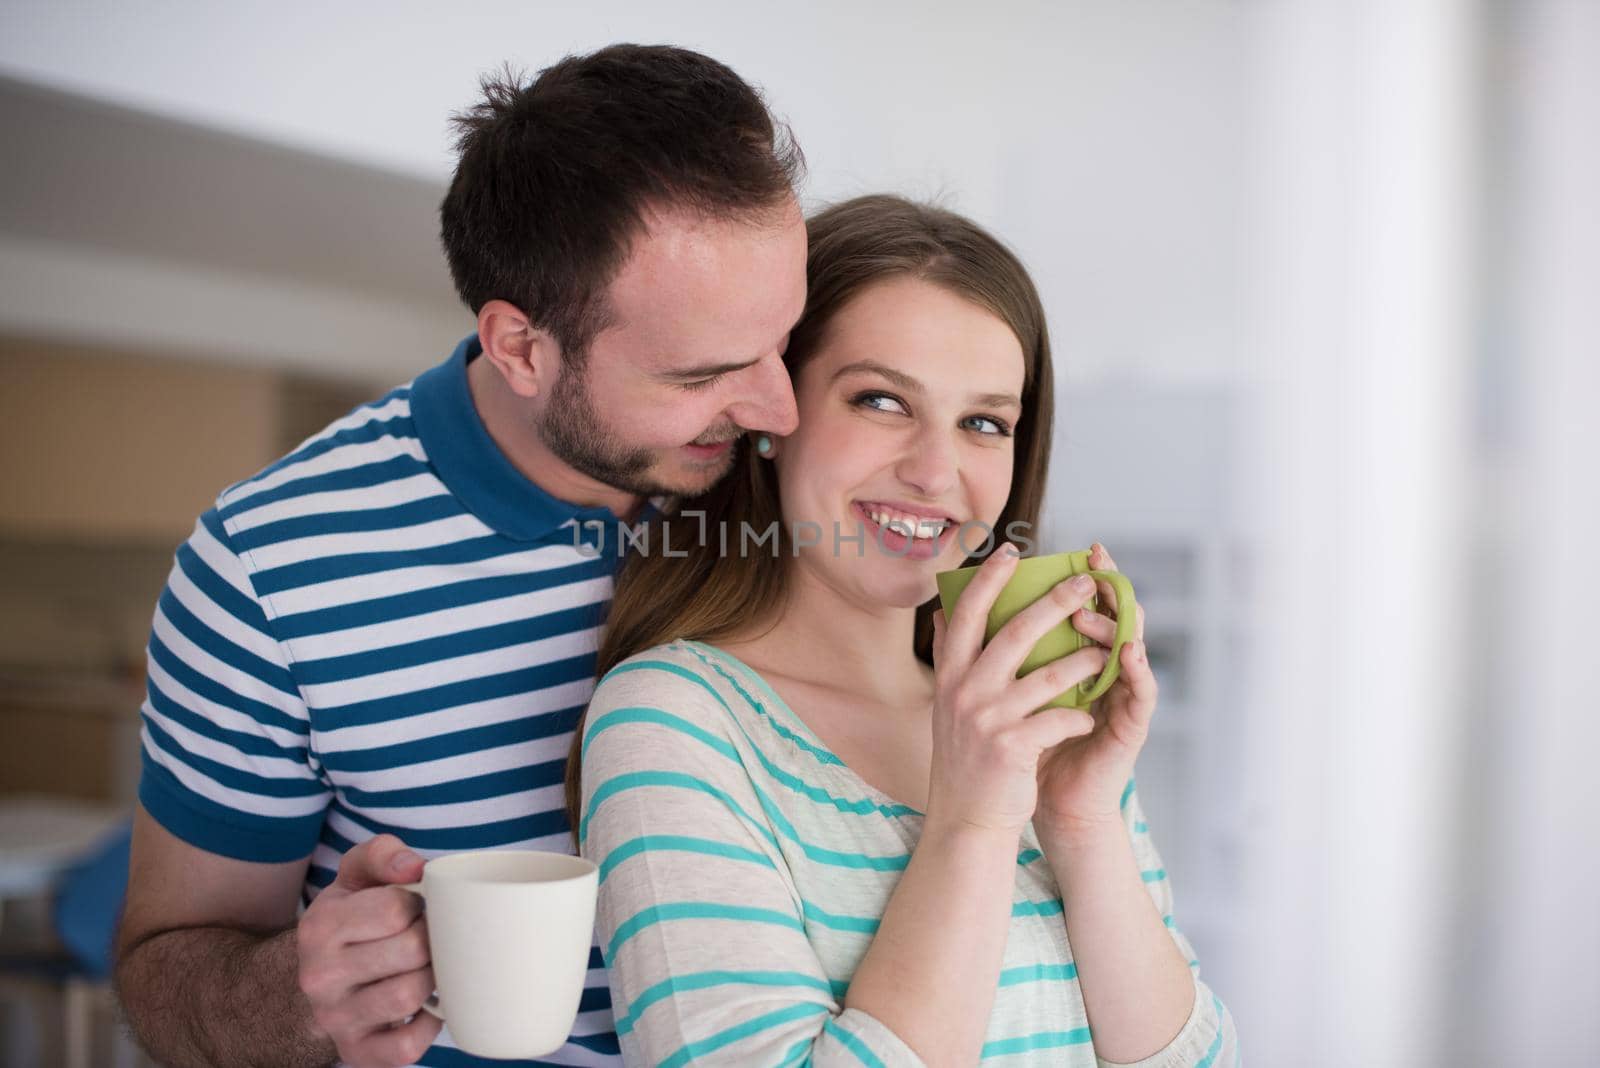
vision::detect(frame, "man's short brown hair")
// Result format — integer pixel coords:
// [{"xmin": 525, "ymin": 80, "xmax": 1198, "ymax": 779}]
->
[{"xmin": 440, "ymin": 44, "xmax": 805, "ymax": 362}]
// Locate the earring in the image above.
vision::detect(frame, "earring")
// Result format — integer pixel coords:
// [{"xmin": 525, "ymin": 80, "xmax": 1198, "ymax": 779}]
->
[{"xmin": 754, "ymin": 434, "xmax": 774, "ymax": 457}]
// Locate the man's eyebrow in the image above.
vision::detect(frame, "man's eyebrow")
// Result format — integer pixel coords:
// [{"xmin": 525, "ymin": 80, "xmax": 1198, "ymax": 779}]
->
[
  {"xmin": 659, "ymin": 356, "xmax": 762, "ymax": 382},
  {"xmin": 832, "ymin": 359, "xmax": 1022, "ymax": 409}
]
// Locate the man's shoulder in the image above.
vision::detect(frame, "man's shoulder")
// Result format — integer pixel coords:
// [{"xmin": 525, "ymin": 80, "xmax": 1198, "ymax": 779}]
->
[{"xmin": 214, "ymin": 382, "xmax": 426, "ymax": 517}]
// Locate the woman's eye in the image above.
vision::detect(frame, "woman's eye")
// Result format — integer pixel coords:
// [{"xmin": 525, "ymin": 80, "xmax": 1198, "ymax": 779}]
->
[
  {"xmin": 963, "ymin": 414, "xmax": 1013, "ymax": 437},
  {"xmin": 852, "ymin": 391, "xmax": 909, "ymax": 415}
]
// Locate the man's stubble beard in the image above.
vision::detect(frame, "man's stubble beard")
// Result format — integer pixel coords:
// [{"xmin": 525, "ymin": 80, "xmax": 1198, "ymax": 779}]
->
[{"xmin": 538, "ymin": 359, "xmax": 738, "ymax": 499}]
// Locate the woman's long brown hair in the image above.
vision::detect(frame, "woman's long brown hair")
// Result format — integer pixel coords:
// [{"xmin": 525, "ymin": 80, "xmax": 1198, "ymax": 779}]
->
[{"xmin": 565, "ymin": 194, "xmax": 1056, "ymax": 841}]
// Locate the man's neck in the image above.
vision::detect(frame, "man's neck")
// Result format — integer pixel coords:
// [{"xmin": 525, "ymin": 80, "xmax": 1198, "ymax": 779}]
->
[{"xmin": 465, "ymin": 351, "xmax": 643, "ymax": 520}]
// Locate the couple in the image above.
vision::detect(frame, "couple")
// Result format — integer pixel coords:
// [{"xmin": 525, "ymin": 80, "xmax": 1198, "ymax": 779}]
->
[{"xmin": 113, "ymin": 43, "xmax": 1235, "ymax": 1068}]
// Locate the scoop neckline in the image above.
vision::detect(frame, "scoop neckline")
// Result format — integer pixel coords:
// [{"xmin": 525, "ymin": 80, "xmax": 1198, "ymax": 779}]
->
[{"xmin": 680, "ymin": 639, "xmax": 928, "ymax": 821}]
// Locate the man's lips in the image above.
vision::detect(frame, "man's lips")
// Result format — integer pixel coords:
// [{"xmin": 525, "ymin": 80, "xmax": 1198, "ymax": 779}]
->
[{"xmin": 683, "ymin": 439, "xmax": 734, "ymax": 459}]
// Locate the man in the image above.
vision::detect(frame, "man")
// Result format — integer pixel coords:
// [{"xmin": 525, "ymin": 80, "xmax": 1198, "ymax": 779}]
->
[{"xmin": 114, "ymin": 44, "xmax": 807, "ymax": 1068}]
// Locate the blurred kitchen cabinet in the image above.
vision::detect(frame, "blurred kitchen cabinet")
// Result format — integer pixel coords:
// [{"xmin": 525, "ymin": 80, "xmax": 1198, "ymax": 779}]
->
[
  {"xmin": 0, "ymin": 335, "xmax": 380, "ymax": 804},
  {"xmin": 0, "ymin": 336, "xmax": 375, "ymax": 545}
]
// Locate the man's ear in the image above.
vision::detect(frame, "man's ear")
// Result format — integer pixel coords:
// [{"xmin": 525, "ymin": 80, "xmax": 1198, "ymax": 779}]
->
[{"xmin": 477, "ymin": 300, "xmax": 562, "ymax": 400}]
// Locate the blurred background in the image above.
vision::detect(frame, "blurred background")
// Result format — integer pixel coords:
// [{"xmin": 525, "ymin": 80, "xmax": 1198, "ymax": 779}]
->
[{"xmin": 0, "ymin": 1, "xmax": 1594, "ymax": 1065}]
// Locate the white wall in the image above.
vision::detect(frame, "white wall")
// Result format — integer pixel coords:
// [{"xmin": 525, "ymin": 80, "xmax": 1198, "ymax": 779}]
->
[{"xmin": 0, "ymin": 0, "xmax": 1250, "ymax": 385}]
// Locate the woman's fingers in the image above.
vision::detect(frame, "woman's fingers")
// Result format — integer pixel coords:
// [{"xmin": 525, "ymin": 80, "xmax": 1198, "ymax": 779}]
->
[
  {"xmin": 980, "ymin": 572, "xmax": 1098, "ymax": 684},
  {"xmin": 1089, "ymin": 543, "xmax": 1145, "ymax": 641},
  {"xmin": 943, "ymin": 544, "xmax": 1022, "ymax": 670},
  {"xmin": 1090, "ymin": 542, "xmax": 1121, "ymax": 616},
  {"xmin": 1114, "ymin": 640, "xmax": 1160, "ymax": 727},
  {"xmin": 1010, "ymin": 705, "xmax": 1097, "ymax": 752},
  {"xmin": 1071, "ymin": 606, "xmax": 1117, "ymax": 646},
  {"xmin": 1004, "ymin": 644, "xmax": 1109, "ymax": 715}
]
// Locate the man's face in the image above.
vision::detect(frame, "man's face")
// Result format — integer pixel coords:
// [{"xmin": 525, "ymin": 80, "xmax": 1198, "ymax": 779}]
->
[{"xmin": 536, "ymin": 200, "xmax": 807, "ymax": 498}]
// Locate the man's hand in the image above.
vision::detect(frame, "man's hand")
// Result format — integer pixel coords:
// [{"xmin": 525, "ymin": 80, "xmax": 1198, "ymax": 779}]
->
[{"xmin": 297, "ymin": 835, "xmax": 441, "ymax": 1068}]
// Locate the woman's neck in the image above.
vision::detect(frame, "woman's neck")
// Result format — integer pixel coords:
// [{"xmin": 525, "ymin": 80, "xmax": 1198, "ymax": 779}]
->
[{"xmin": 727, "ymin": 561, "xmax": 930, "ymax": 708}]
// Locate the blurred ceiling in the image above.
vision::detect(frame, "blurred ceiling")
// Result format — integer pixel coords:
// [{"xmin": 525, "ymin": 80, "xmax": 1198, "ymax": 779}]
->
[
  {"xmin": 0, "ymin": 74, "xmax": 452, "ymax": 304},
  {"xmin": 0, "ymin": 75, "xmax": 469, "ymax": 376}
]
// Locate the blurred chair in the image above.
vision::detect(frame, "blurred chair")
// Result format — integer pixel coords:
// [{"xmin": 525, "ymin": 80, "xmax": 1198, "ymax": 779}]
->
[{"xmin": 0, "ymin": 803, "xmax": 144, "ymax": 1068}]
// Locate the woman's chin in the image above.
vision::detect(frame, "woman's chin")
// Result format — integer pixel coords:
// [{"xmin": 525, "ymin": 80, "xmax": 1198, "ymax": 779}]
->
[{"xmin": 861, "ymin": 572, "xmax": 945, "ymax": 611}]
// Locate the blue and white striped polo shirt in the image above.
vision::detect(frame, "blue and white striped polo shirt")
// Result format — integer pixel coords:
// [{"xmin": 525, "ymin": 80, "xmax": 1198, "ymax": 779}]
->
[{"xmin": 138, "ymin": 335, "xmax": 627, "ymax": 1067}]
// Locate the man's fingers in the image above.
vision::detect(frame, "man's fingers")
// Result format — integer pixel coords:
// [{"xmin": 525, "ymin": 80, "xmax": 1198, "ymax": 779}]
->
[
  {"xmin": 338, "ymin": 915, "xmax": 431, "ymax": 988},
  {"xmin": 333, "ymin": 835, "xmax": 425, "ymax": 893},
  {"xmin": 340, "ymin": 976, "xmax": 443, "ymax": 1068},
  {"xmin": 327, "ymin": 886, "xmax": 426, "ymax": 946},
  {"xmin": 338, "ymin": 966, "xmax": 437, "ymax": 1037}
]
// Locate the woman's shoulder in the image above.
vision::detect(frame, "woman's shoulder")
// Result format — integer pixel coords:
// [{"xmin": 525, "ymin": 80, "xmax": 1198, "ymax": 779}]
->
[{"xmin": 588, "ymin": 640, "xmax": 741, "ymax": 724}]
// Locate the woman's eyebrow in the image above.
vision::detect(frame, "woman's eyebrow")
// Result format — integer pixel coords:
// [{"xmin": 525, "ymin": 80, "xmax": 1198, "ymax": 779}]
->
[
  {"xmin": 830, "ymin": 359, "xmax": 923, "ymax": 392},
  {"xmin": 973, "ymin": 391, "xmax": 1024, "ymax": 410},
  {"xmin": 833, "ymin": 360, "xmax": 1021, "ymax": 409}
]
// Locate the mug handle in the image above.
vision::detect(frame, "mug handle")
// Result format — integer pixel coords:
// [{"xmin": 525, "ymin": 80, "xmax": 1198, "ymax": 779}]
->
[
  {"xmin": 398, "ymin": 883, "xmax": 445, "ymax": 1020},
  {"xmin": 1074, "ymin": 569, "xmax": 1139, "ymax": 705}
]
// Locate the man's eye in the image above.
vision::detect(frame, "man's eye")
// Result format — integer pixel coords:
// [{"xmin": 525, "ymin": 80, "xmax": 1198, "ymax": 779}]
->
[{"xmin": 682, "ymin": 374, "xmax": 726, "ymax": 392}]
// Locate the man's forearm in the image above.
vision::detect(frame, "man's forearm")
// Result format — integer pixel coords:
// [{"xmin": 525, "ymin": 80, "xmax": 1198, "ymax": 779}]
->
[{"xmin": 116, "ymin": 925, "xmax": 336, "ymax": 1068}]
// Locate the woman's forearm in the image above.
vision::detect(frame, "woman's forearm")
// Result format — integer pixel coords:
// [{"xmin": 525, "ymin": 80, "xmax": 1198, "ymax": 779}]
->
[
  {"xmin": 1040, "ymin": 818, "xmax": 1194, "ymax": 1064},
  {"xmin": 843, "ymin": 819, "xmax": 1019, "ymax": 1067}
]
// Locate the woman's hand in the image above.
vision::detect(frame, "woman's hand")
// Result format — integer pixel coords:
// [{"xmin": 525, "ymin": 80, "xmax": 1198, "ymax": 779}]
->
[
  {"xmin": 1033, "ymin": 542, "xmax": 1160, "ymax": 840},
  {"xmin": 927, "ymin": 543, "xmax": 1112, "ymax": 839}
]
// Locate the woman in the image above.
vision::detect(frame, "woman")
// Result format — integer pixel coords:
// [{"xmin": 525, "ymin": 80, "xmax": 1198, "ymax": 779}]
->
[{"xmin": 566, "ymin": 195, "xmax": 1238, "ymax": 1066}]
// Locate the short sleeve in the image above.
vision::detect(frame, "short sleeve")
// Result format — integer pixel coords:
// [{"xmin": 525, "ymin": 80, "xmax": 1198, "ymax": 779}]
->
[
  {"xmin": 579, "ymin": 647, "xmax": 926, "ymax": 1067},
  {"xmin": 137, "ymin": 508, "xmax": 331, "ymax": 862},
  {"xmin": 1096, "ymin": 780, "xmax": 1241, "ymax": 1068}
]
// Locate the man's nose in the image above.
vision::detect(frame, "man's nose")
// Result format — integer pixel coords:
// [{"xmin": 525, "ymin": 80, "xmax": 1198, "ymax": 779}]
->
[{"xmin": 727, "ymin": 352, "xmax": 799, "ymax": 436}]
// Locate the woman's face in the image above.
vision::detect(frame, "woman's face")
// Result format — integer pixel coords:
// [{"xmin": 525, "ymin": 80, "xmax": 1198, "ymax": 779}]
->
[{"xmin": 774, "ymin": 275, "xmax": 1027, "ymax": 611}]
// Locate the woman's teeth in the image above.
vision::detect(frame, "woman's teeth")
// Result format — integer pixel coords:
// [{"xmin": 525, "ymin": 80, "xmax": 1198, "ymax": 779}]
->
[{"xmin": 865, "ymin": 506, "xmax": 948, "ymax": 541}]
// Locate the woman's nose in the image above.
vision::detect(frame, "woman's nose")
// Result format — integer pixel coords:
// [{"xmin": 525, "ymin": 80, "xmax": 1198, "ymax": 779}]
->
[{"xmin": 894, "ymin": 429, "xmax": 959, "ymax": 498}]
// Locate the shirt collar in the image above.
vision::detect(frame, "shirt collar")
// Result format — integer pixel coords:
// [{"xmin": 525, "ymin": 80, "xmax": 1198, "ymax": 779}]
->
[{"xmin": 410, "ymin": 334, "xmax": 621, "ymax": 543}]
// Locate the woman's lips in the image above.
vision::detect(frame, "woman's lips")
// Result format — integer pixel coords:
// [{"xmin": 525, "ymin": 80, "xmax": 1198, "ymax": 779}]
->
[{"xmin": 850, "ymin": 500, "xmax": 959, "ymax": 561}]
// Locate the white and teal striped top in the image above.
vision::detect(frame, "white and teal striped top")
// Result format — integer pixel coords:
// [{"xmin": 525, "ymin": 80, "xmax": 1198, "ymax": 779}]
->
[{"xmin": 579, "ymin": 641, "xmax": 1238, "ymax": 1067}]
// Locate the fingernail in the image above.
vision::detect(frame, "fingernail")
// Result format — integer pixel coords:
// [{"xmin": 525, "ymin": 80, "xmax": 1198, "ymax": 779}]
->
[
  {"xmin": 1073, "ymin": 575, "xmax": 1094, "ymax": 592},
  {"xmin": 393, "ymin": 850, "xmax": 422, "ymax": 873},
  {"xmin": 1000, "ymin": 542, "xmax": 1019, "ymax": 558}
]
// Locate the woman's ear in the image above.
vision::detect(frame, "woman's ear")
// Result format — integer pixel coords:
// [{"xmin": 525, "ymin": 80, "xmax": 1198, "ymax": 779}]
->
[{"xmin": 477, "ymin": 299, "xmax": 562, "ymax": 399}]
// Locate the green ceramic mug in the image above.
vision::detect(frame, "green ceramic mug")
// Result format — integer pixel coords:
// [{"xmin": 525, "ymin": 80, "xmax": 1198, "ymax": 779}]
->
[{"xmin": 935, "ymin": 549, "xmax": 1138, "ymax": 710}]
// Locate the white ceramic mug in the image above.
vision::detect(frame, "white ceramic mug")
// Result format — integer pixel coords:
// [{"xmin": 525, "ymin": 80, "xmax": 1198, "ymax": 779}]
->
[{"xmin": 402, "ymin": 850, "xmax": 598, "ymax": 1060}]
